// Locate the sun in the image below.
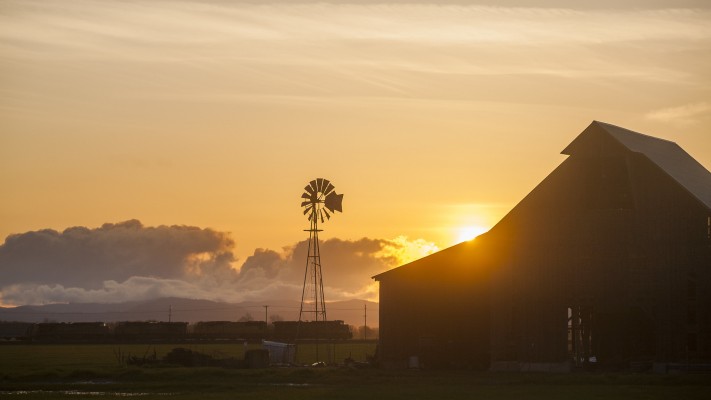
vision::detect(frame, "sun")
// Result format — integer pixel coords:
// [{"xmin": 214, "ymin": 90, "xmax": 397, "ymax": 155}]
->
[{"xmin": 457, "ymin": 226, "xmax": 488, "ymax": 243}]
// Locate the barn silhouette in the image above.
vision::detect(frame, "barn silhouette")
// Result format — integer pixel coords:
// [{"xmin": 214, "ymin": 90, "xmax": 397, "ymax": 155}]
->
[{"xmin": 374, "ymin": 121, "xmax": 711, "ymax": 371}]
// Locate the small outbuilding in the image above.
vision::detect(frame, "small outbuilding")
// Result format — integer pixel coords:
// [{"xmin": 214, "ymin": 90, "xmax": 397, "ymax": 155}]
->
[{"xmin": 374, "ymin": 121, "xmax": 711, "ymax": 371}]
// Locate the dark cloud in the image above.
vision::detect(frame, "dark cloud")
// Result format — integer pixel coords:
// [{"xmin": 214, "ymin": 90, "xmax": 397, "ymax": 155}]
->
[
  {"xmin": 230, "ymin": 237, "xmax": 436, "ymax": 301},
  {"xmin": 0, "ymin": 219, "xmax": 236, "ymax": 289},
  {"xmin": 290, "ymin": 238, "xmax": 393, "ymax": 290},
  {"xmin": 234, "ymin": 237, "xmax": 404, "ymax": 295},
  {"xmin": 238, "ymin": 248, "xmax": 285, "ymax": 280},
  {"xmin": 0, "ymin": 220, "xmax": 436, "ymax": 305}
]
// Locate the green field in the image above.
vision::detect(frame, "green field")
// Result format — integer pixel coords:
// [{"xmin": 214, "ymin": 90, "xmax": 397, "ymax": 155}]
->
[{"xmin": 1, "ymin": 344, "xmax": 710, "ymax": 399}]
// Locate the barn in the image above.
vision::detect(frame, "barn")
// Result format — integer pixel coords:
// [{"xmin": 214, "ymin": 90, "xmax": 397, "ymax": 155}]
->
[{"xmin": 373, "ymin": 121, "xmax": 711, "ymax": 371}]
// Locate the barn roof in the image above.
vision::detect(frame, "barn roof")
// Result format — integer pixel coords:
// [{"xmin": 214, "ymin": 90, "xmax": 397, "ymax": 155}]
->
[
  {"xmin": 372, "ymin": 240, "xmax": 474, "ymax": 281},
  {"xmin": 563, "ymin": 121, "xmax": 711, "ymax": 211}
]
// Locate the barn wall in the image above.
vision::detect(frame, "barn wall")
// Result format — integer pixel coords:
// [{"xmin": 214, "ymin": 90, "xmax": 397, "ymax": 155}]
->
[
  {"xmin": 489, "ymin": 129, "xmax": 711, "ymax": 367},
  {"xmin": 377, "ymin": 242, "xmax": 491, "ymax": 369},
  {"xmin": 628, "ymin": 152, "xmax": 711, "ymax": 363}
]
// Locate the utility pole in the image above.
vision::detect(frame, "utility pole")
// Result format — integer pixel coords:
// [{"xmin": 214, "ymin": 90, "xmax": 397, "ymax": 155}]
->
[
  {"xmin": 264, "ymin": 305, "xmax": 269, "ymax": 323},
  {"xmin": 364, "ymin": 303, "xmax": 367, "ymax": 340}
]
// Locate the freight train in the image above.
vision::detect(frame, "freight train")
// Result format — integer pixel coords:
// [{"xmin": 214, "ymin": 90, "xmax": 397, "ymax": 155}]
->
[
  {"xmin": 0, "ymin": 320, "xmax": 352, "ymax": 343},
  {"xmin": 273, "ymin": 320, "xmax": 352, "ymax": 341},
  {"xmin": 192, "ymin": 321, "xmax": 268, "ymax": 340}
]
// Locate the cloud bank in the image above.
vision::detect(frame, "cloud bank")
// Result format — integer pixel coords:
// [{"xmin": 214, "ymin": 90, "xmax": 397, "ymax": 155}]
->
[{"xmin": 0, "ymin": 220, "xmax": 437, "ymax": 305}]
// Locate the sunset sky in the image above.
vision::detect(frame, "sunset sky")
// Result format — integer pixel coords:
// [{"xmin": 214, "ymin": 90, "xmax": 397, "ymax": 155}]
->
[{"xmin": 1, "ymin": 0, "xmax": 710, "ymax": 307}]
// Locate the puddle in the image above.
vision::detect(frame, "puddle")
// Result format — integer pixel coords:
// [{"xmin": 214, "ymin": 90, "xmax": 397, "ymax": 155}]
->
[{"xmin": 268, "ymin": 383, "xmax": 313, "ymax": 387}]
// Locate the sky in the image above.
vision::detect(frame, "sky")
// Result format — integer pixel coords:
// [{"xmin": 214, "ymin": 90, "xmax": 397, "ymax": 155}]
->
[{"xmin": 1, "ymin": 0, "xmax": 710, "ymax": 307}]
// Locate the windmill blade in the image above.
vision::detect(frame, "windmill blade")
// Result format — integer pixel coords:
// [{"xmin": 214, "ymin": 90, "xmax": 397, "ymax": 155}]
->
[
  {"xmin": 304, "ymin": 185, "xmax": 315, "ymax": 196},
  {"xmin": 309, "ymin": 180, "xmax": 318, "ymax": 193},
  {"xmin": 303, "ymin": 205, "xmax": 313, "ymax": 215},
  {"xmin": 316, "ymin": 178, "xmax": 325, "ymax": 193},
  {"xmin": 301, "ymin": 201, "xmax": 313, "ymax": 207},
  {"xmin": 322, "ymin": 182, "xmax": 334, "ymax": 196},
  {"xmin": 324, "ymin": 192, "xmax": 343, "ymax": 213},
  {"xmin": 302, "ymin": 191, "xmax": 317, "ymax": 203},
  {"xmin": 323, "ymin": 209, "xmax": 331, "ymax": 220}
]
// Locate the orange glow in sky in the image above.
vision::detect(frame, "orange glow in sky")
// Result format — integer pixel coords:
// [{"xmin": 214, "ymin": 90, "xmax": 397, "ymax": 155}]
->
[
  {"xmin": 1, "ymin": 1, "xmax": 710, "ymax": 306},
  {"xmin": 457, "ymin": 226, "xmax": 490, "ymax": 243}
]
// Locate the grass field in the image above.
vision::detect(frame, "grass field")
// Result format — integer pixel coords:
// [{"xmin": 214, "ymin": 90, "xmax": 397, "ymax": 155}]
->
[
  {"xmin": 0, "ymin": 342, "xmax": 376, "ymax": 371},
  {"xmin": 1, "ymin": 344, "xmax": 710, "ymax": 399}
]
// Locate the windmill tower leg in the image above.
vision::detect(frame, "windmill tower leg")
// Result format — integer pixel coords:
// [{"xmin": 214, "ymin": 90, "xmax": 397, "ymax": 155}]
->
[
  {"xmin": 298, "ymin": 217, "xmax": 327, "ymax": 323},
  {"xmin": 297, "ymin": 217, "xmax": 327, "ymax": 362}
]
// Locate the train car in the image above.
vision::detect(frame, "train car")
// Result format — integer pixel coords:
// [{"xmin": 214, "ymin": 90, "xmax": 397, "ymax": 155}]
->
[
  {"xmin": 273, "ymin": 320, "xmax": 352, "ymax": 340},
  {"xmin": 114, "ymin": 321, "xmax": 188, "ymax": 342},
  {"xmin": 31, "ymin": 322, "xmax": 110, "ymax": 343},
  {"xmin": 192, "ymin": 321, "xmax": 268, "ymax": 340},
  {"xmin": 0, "ymin": 322, "xmax": 34, "ymax": 341}
]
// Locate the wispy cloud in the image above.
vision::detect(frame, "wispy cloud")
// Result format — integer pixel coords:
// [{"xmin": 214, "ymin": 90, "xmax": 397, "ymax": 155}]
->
[
  {"xmin": 645, "ymin": 102, "xmax": 711, "ymax": 125},
  {"xmin": 2, "ymin": 2, "xmax": 709, "ymax": 66},
  {"xmin": 1, "ymin": 0, "xmax": 709, "ymax": 114}
]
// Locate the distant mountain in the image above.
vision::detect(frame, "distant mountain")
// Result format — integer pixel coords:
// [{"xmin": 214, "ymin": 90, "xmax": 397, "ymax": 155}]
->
[{"xmin": 0, "ymin": 297, "xmax": 379, "ymax": 328}]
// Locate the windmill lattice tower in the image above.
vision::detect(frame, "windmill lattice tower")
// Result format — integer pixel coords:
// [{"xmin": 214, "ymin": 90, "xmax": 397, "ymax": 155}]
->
[{"xmin": 299, "ymin": 178, "xmax": 343, "ymax": 325}]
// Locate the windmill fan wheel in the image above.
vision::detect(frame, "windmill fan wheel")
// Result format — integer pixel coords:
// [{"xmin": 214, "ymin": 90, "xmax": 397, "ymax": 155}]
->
[{"xmin": 300, "ymin": 178, "xmax": 343, "ymax": 223}]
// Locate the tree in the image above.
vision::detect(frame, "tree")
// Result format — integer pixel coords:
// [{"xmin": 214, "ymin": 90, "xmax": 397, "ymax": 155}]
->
[{"xmin": 352, "ymin": 325, "xmax": 379, "ymax": 340}]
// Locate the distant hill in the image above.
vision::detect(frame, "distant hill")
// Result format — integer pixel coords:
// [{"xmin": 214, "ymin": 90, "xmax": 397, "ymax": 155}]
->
[{"xmin": 0, "ymin": 297, "xmax": 379, "ymax": 328}]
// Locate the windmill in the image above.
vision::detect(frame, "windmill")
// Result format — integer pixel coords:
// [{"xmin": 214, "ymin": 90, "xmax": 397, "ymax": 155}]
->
[{"xmin": 298, "ymin": 178, "xmax": 343, "ymax": 327}]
